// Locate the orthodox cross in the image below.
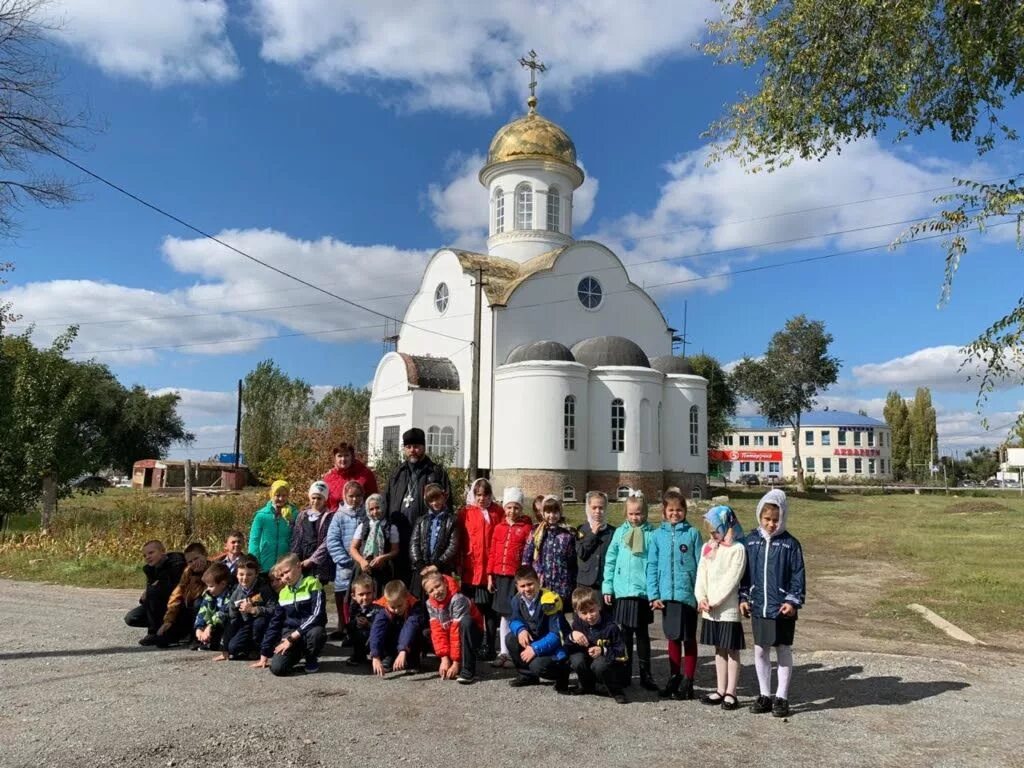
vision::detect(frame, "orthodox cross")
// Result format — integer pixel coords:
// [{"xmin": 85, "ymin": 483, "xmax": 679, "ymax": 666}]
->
[{"xmin": 518, "ymin": 50, "xmax": 546, "ymax": 111}]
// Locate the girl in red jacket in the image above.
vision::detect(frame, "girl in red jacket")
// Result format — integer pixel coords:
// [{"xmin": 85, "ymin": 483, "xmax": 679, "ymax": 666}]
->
[
  {"xmin": 486, "ymin": 486, "xmax": 533, "ymax": 669},
  {"xmin": 423, "ymin": 568, "xmax": 484, "ymax": 684},
  {"xmin": 458, "ymin": 478, "xmax": 505, "ymax": 661}
]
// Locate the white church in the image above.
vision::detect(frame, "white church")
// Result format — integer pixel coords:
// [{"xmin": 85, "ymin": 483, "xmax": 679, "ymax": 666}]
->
[{"xmin": 368, "ymin": 76, "xmax": 708, "ymax": 502}]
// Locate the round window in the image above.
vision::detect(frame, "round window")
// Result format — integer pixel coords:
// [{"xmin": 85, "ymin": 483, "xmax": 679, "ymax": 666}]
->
[
  {"xmin": 434, "ymin": 282, "xmax": 449, "ymax": 314},
  {"xmin": 577, "ymin": 276, "xmax": 602, "ymax": 309}
]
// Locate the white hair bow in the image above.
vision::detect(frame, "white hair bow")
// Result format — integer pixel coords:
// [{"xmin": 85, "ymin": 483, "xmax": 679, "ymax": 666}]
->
[{"xmin": 627, "ymin": 488, "xmax": 644, "ymax": 499}]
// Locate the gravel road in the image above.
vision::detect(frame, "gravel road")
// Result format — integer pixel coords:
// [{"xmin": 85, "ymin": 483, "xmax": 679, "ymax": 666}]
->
[{"xmin": 0, "ymin": 579, "xmax": 1020, "ymax": 768}]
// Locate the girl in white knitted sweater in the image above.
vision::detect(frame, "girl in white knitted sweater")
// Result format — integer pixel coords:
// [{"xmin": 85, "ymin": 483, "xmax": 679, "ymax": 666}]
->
[{"xmin": 695, "ymin": 505, "xmax": 747, "ymax": 710}]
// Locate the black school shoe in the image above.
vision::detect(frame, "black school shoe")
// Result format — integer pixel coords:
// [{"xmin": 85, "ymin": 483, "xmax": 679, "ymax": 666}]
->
[
  {"xmin": 721, "ymin": 694, "xmax": 740, "ymax": 711},
  {"xmin": 772, "ymin": 697, "xmax": 790, "ymax": 718},
  {"xmin": 700, "ymin": 691, "xmax": 724, "ymax": 705},
  {"xmin": 750, "ymin": 695, "xmax": 774, "ymax": 714},
  {"xmin": 673, "ymin": 678, "xmax": 695, "ymax": 701},
  {"xmin": 138, "ymin": 634, "xmax": 159, "ymax": 646},
  {"xmin": 612, "ymin": 691, "xmax": 629, "ymax": 704}
]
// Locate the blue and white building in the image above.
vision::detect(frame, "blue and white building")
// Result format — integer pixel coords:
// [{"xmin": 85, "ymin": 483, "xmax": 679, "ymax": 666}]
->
[{"xmin": 712, "ymin": 411, "xmax": 892, "ymax": 482}]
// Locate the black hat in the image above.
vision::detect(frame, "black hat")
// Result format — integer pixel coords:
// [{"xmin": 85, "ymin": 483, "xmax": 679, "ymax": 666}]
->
[{"xmin": 402, "ymin": 427, "xmax": 425, "ymax": 447}]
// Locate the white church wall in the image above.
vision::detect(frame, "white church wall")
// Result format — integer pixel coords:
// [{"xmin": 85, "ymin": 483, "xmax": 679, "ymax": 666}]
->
[
  {"xmin": 393, "ymin": 248, "xmax": 493, "ymax": 471},
  {"xmin": 409, "ymin": 389, "xmax": 464, "ymax": 467},
  {"xmin": 492, "ymin": 361, "xmax": 589, "ymax": 470},
  {"xmin": 494, "ymin": 242, "xmax": 673, "ymax": 368},
  {"xmin": 586, "ymin": 367, "xmax": 664, "ymax": 473},
  {"xmin": 663, "ymin": 374, "xmax": 709, "ymax": 475}
]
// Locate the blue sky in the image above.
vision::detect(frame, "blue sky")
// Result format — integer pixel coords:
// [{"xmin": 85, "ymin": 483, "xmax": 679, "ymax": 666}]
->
[{"xmin": 2, "ymin": 1, "xmax": 1021, "ymax": 459}]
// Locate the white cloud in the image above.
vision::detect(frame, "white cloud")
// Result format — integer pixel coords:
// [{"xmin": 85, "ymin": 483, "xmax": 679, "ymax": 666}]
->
[
  {"xmin": 1, "ymin": 280, "xmax": 271, "ymax": 363},
  {"xmin": 427, "ymin": 154, "xmax": 599, "ymax": 251},
  {"xmin": 250, "ymin": 1, "xmax": 716, "ymax": 113},
  {"xmin": 149, "ymin": 387, "xmax": 236, "ymax": 419},
  {"xmin": 1, "ymin": 229, "xmax": 432, "ymax": 364},
  {"xmin": 49, "ymin": 0, "xmax": 239, "ymax": 85},
  {"xmin": 584, "ymin": 138, "xmax": 988, "ymax": 298},
  {"xmin": 852, "ymin": 345, "xmax": 1023, "ymax": 393}
]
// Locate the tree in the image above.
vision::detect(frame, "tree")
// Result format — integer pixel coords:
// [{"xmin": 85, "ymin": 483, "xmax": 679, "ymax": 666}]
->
[
  {"xmin": 240, "ymin": 360, "xmax": 313, "ymax": 483},
  {"xmin": 689, "ymin": 352, "xmax": 738, "ymax": 447},
  {"xmin": 0, "ymin": 329, "xmax": 193, "ymax": 529},
  {"xmin": 108, "ymin": 385, "xmax": 192, "ymax": 473},
  {"xmin": 731, "ymin": 315, "xmax": 840, "ymax": 491},
  {"xmin": 704, "ymin": 1, "xmax": 1024, "ymax": 429},
  {"xmin": 275, "ymin": 386, "xmax": 372, "ymax": 489},
  {"xmin": 908, "ymin": 387, "xmax": 938, "ymax": 483},
  {"xmin": 0, "ymin": 0, "xmax": 83, "ymax": 239},
  {"xmin": 964, "ymin": 447, "xmax": 1000, "ymax": 484},
  {"xmin": 883, "ymin": 390, "xmax": 911, "ymax": 481}
]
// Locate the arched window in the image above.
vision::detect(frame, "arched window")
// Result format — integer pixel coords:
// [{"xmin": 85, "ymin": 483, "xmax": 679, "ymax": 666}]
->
[
  {"xmin": 611, "ymin": 398, "xmax": 625, "ymax": 452},
  {"xmin": 546, "ymin": 186, "xmax": 561, "ymax": 231},
  {"xmin": 494, "ymin": 188, "xmax": 504, "ymax": 233},
  {"xmin": 657, "ymin": 402, "xmax": 663, "ymax": 454},
  {"xmin": 439, "ymin": 426, "xmax": 455, "ymax": 459},
  {"xmin": 616, "ymin": 485, "xmax": 630, "ymax": 501},
  {"xmin": 689, "ymin": 405, "xmax": 700, "ymax": 456},
  {"xmin": 426, "ymin": 425, "xmax": 441, "ymax": 455},
  {"xmin": 563, "ymin": 395, "xmax": 576, "ymax": 451},
  {"xmin": 515, "ymin": 183, "xmax": 533, "ymax": 230},
  {"xmin": 640, "ymin": 398, "xmax": 652, "ymax": 454},
  {"xmin": 562, "ymin": 485, "xmax": 576, "ymax": 502}
]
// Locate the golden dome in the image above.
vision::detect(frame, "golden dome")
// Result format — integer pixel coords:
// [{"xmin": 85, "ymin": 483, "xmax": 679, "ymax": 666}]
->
[{"xmin": 486, "ymin": 112, "xmax": 577, "ymax": 167}]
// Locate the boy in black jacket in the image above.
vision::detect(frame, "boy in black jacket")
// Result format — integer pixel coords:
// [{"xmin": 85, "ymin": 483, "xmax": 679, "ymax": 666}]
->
[
  {"xmin": 215, "ymin": 555, "xmax": 277, "ymax": 661},
  {"xmin": 566, "ymin": 587, "xmax": 629, "ymax": 703},
  {"xmin": 408, "ymin": 483, "xmax": 459, "ymax": 599},
  {"xmin": 346, "ymin": 574, "xmax": 382, "ymax": 667},
  {"xmin": 124, "ymin": 540, "xmax": 186, "ymax": 646}
]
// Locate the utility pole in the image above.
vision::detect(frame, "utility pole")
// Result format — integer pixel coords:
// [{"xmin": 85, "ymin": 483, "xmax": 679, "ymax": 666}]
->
[
  {"xmin": 681, "ymin": 300, "xmax": 688, "ymax": 359},
  {"xmin": 233, "ymin": 379, "xmax": 242, "ymax": 469},
  {"xmin": 469, "ymin": 267, "xmax": 483, "ymax": 480}
]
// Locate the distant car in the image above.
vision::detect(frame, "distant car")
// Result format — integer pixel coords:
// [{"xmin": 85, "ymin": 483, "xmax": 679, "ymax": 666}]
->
[
  {"xmin": 1005, "ymin": 479, "xmax": 1020, "ymax": 488},
  {"xmin": 984, "ymin": 479, "xmax": 1000, "ymax": 488},
  {"xmin": 74, "ymin": 476, "xmax": 111, "ymax": 492},
  {"xmin": 960, "ymin": 479, "xmax": 977, "ymax": 488},
  {"xmin": 739, "ymin": 474, "xmax": 760, "ymax": 486}
]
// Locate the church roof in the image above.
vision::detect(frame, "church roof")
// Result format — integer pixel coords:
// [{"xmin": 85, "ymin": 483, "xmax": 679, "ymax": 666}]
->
[
  {"xmin": 506, "ymin": 340, "xmax": 576, "ymax": 364},
  {"xmin": 484, "ymin": 111, "xmax": 578, "ymax": 168},
  {"xmin": 397, "ymin": 353, "xmax": 460, "ymax": 391},
  {"xmin": 571, "ymin": 336, "xmax": 651, "ymax": 368},
  {"xmin": 651, "ymin": 355, "xmax": 695, "ymax": 375},
  {"xmin": 453, "ymin": 247, "xmax": 568, "ymax": 306}
]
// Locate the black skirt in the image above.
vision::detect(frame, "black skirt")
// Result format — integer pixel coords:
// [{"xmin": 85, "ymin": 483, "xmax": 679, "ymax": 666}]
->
[
  {"xmin": 700, "ymin": 619, "xmax": 746, "ymax": 650},
  {"xmin": 662, "ymin": 601, "xmax": 698, "ymax": 642},
  {"xmin": 613, "ymin": 596, "xmax": 653, "ymax": 629},
  {"xmin": 492, "ymin": 575, "xmax": 517, "ymax": 616},
  {"xmin": 751, "ymin": 616, "xmax": 796, "ymax": 647},
  {"xmin": 461, "ymin": 583, "xmax": 492, "ymax": 609}
]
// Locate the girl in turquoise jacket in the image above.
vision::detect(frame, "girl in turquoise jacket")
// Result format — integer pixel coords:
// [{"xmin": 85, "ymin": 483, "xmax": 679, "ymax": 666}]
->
[
  {"xmin": 646, "ymin": 489, "xmax": 703, "ymax": 700},
  {"xmin": 601, "ymin": 491, "xmax": 658, "ymax": 690},
  {"xmin": 249, "ymin": 480, "xmax": 297, "ymax": 575}
]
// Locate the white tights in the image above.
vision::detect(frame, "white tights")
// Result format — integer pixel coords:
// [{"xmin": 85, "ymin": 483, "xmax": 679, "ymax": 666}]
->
[
  {"xmin": 754, "ymin": 644, "xmax": 794, "ymax": 699},
  {"xmin": 498, "ymin": 616, "xmax": 510, "ymax": 656}
]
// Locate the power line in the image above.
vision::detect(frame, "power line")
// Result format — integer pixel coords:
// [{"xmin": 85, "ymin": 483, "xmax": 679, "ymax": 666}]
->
[
  {"xmin": 6, "ymin": 204, "xmax": 990, "ymax": 330},
  {"xmin": 64, "ymin": 220, "xmax": 1010, "ymax": 358},
  {"xmin": 0, "ymin": 117, "xmax": 470, "ymax": 345}
]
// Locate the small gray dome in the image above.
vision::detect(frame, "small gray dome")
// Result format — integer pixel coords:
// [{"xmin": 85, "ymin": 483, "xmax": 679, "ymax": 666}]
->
[
  {"xmin": 570, "ymin": 336, "xmax": 650, "ymax": 368},
  {"xmin": 651, "ymin": 355, "xmax": 695, "ymax": 375},
  {"xmin": 506, "ymin": 340, "xmax": 576, "ymax": 364}
]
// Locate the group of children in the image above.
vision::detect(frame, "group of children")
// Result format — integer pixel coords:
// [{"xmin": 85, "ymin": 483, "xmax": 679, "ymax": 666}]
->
[{"xmin": 125, "ymin": 479, "xmax": 805, "ymax": 715}]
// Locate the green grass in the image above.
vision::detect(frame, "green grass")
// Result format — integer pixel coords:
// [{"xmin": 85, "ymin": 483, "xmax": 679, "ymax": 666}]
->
[{"xmin": 3, "ymin": 488, "xmax": 1022, "ymax": 643}]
